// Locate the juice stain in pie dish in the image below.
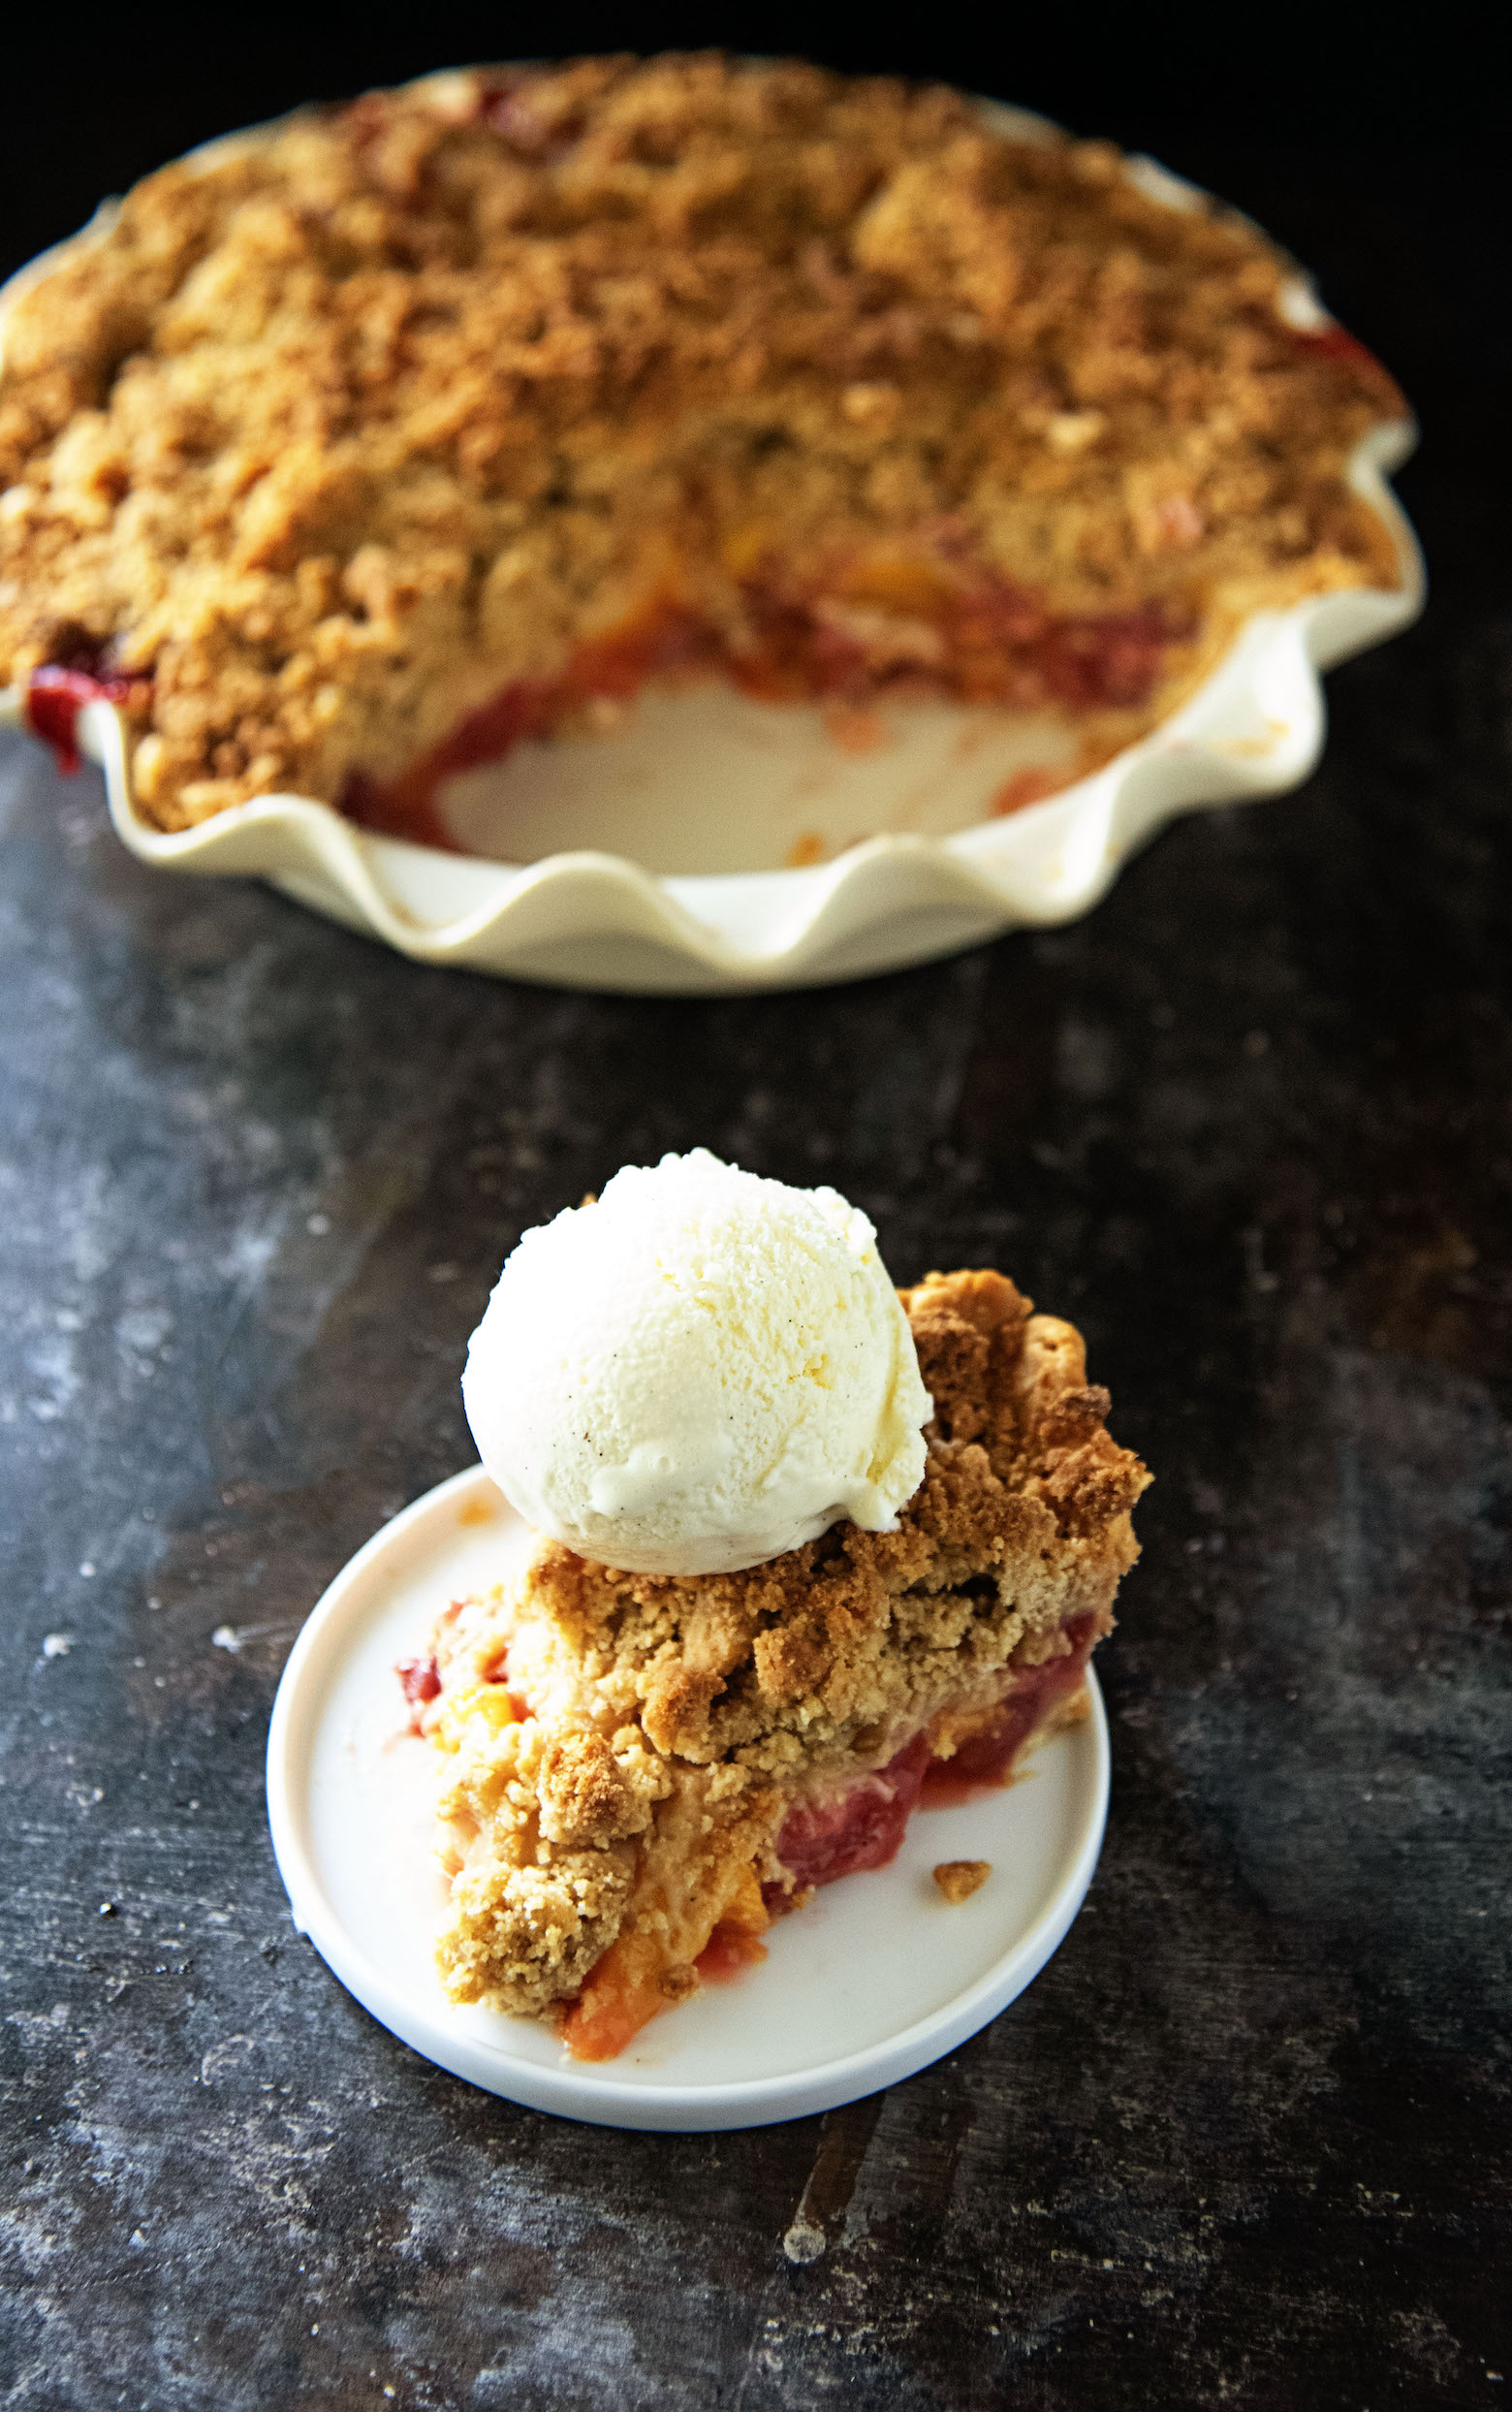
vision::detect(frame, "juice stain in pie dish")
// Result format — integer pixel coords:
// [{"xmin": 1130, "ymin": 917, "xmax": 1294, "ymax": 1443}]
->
[
  {"xmin": 397, "ymin": 1151, "xmax": 1150, "ymax": 2062},
  {"xmin": 455, "ymin": 1489, "xmax": 499, "ymax": 1528}
]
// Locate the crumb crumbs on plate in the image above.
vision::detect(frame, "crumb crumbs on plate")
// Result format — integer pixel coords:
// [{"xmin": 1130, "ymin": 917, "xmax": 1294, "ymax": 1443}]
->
[{"xmin": 933, "ymin": 1859, "xmax": 992, "ymax": 1904}]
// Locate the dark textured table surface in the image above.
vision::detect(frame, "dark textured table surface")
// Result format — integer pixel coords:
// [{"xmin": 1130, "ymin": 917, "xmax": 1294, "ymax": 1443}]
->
[{"xmin": 3, "ymin": 125, "xmax": 1511, "ymax": 2412}]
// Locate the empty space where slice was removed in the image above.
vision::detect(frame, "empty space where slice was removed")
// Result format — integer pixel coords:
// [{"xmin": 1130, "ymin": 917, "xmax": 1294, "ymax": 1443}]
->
[{"xmin": 433, "ymin": 691, "xmax": 1086, "ymax": 873}]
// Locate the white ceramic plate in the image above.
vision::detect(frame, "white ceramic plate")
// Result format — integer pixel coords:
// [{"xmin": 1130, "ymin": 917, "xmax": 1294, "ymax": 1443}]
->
[
  {"xmin": 266, "ymin": 1464, "xmax": 1111, "ymax": 2131},
  {"xmin": 0, "ymin": 95, "xmax": 1423, "ymax": 994}
]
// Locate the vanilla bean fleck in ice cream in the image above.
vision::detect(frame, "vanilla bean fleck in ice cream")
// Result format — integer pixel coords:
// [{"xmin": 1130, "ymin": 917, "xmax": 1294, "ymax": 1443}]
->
[{"xmin": 461, "ymin": 1151, "xmax": 932, "ymax": 1575}]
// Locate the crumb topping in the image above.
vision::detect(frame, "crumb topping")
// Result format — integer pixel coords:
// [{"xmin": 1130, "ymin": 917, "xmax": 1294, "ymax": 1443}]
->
[
  {"xmin": 933, "ymin": 1858, "xmax": 992, "ymax": 1903},
  {"xmin": 0, "ymin": 54, "xmax": 1404, "ymax": 831}
]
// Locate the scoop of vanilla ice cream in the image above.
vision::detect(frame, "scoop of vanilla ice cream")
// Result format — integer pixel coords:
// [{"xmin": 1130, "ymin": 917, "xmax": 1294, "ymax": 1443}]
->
[{"xmin": 461, "ymin": 1150, "xmax": 932, "ymax": 1576}]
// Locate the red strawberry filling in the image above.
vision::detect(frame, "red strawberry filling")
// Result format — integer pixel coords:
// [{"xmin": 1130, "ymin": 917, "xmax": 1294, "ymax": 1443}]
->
[
  {"xmin": 764, "ymin": 1731, "xmax": 933, "ymax": 1904},
  {"xmin": 27, "ymin": 656, "xmax": 143, "ymax": 775},
  {"xmin": 767, "ymin": 1609, "xmax": 1100, "ymax": 1897},
  {"xmin": 396, "ymin": 1654, "xmax": 441, "ymax": 1706}
]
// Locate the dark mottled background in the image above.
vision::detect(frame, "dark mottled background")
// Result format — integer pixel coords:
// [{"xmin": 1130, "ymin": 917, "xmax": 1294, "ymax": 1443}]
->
[{"xmin": 2, "ymin": 8, "xmax": 1509, "ymax": 2406}]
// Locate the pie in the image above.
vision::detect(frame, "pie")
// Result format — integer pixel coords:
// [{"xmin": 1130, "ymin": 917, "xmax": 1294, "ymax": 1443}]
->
[
  {"xmin": 0, "ymin": 55, "xmax": 1404, "ymax": 850},
  {"xmin": 401, "ymin": 1266, "xmax": 1149, "ymax": 2058}
]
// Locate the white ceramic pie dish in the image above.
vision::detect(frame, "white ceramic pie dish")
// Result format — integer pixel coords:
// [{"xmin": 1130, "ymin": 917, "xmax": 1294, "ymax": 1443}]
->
[
  {"xmin": 266, "ymin": 1464, "xmax": 1111, "ymax": 2130},
  {"xmin": 0, "ymin": 101, "xmax": 1423, "ymax": 994}
]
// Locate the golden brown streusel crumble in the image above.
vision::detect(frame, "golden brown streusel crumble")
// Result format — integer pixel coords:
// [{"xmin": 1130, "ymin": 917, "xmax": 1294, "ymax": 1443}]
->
[
  {"xmin": 0, "ymin": 56, "xmax": 1404, "ymax": 836},
  {"xmin": 933, "ymin": 1859, "xmax": 992, "ymax": 1903},
  {"xmin": 414, "ymin": 1268, "xmax": 1149, "ymax": 2042}
]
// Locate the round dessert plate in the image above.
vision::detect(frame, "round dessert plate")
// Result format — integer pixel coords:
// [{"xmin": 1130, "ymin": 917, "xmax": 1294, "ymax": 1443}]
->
[{"xmin": 266, "ymin": 1464, "xmax": 1111, "ymax": 2132}]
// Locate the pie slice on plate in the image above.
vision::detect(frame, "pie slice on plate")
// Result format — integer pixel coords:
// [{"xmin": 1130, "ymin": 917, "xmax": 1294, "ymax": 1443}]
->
[{"xmin": 401, "ymin": 1267, "xmax": 1149, "ymax": 2058}]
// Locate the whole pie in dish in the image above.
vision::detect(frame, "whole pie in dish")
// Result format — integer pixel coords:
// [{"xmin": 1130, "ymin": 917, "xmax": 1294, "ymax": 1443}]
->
[
  {"xmin": 0, "ymin": 54, "xmax": 1404, "ymax": 850},
  {"xmin": 402, "ymin": 1266, "xmax": 1148, "ymax": 2060}
]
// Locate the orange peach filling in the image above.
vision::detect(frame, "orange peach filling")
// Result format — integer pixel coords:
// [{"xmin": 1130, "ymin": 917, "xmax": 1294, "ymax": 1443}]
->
[{"xmin": 561, "ymin": 1865, "xmax": 771, "ymax": 2063}]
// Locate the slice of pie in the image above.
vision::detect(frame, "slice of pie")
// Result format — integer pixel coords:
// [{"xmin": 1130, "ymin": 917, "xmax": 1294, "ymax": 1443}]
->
[
  {"xmin": 404, "ymin": 1266, "xmax": 1149, "ymax": 2058},
  {"xmin": 0, "ymin": 55, "xmax": 1405, "ymax": 847}
]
